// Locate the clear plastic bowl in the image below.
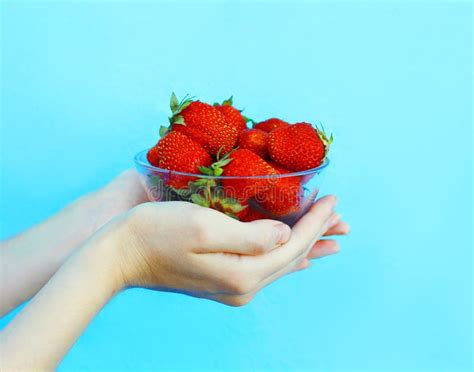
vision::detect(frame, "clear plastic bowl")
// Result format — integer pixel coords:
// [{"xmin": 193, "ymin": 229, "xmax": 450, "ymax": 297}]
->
[{"xmin": 134, "ymin": 149, "xmax": 329, "ymax": 226}]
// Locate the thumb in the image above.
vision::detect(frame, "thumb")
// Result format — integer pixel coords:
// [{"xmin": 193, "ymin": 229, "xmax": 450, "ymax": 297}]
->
[
  {"xmin": 197, "ymin": 216, "xmax": 291, "ymax": 255},
  {"xmin": 247, "ymin": 219, "xmax": 292, "ymax": 249}
]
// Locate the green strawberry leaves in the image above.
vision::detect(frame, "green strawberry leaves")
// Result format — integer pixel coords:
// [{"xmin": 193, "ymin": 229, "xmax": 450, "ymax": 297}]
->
[
  {"xmin": 169, "ymin": 92, "xmax": 193, "ymax": 115},
  {"xmin": 172, "ymin": 115, "xmax": 185, "ymax": 125},
  {"xmin": 159, "ymin": 125, "xmax": 170, "ymax": 137},
  {"xmin": 243, "ymin": 115, "xmax": 255, "ymax": 125},
  {"xmin": 170, "ymin": 178, "xmax": 216, "ymax": 199},
  {"xmin": 222, "ymin": 96, "xmax": 233, "ymax": 106},
  {"xmin": 199, "ymin": 158, "xmax": 231, "ymax": 176},
  {"xmin": 199, "ymin": 147, "xmax": 234, "ymax": 176},
  {"xmin": 315, "ymin": 122, "xmax": 333, "ymax": 160},
  {"xmin": 199, "ymin": 166, "xmax": 222, "ymax": 176},
  {"xmin": 177, "ymin": 176, "xmax": 246, "ymax": 219},
  {"xmin": 191, "ymin": 193, "xmax": 210, "ymax": 208},
  {"xmin": 170, "ymin": 92, "xmax": 180, "ymax": 113},
  {"xmin": 214, "ymin": 95, "xmax": 234, "ymax": 107},
  {"xmin": 210, "ymin": 188, "xmax": 247, "ymax": 218},
  {"xmin": 169, "ymin": 92, "xmax": 194, "ymax": 126},
  {"xmin": 191, "ymin": 178, "xmax": 217, "ymax": 188}
]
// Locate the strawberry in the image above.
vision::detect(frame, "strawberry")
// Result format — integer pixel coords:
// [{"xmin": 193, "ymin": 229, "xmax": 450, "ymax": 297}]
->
[
  {"xmin": 240, "ymin": 208, "xmax": 269, "ymax": 222},
  {"xmin": 254, "ymin": 118, "xmax": 289, "ymax": 133},
  {"xmin": 267, "ymin": 161, "xmax": 292, "ymax": 174},
  {"xmin": 187, "ymin": 150, "xmax": 249, "ymax": 218},
  {"xmin": 185, "ymin": 178, "xmax": 249, "ymax": 219},
  {"xmin": 214, "ymin": 197, "xmax": 249, "ymax": 220},
  {"xmin": 238, "ymin": 128, "xmax": 268, "ymax": 159},
  {"xmin": 256, "ymin": 166, "xmax": 303, "ymax": 216},
  {"xmin": 214, "ymin": 96, "xmax": 248, "ymax": 132},
  {"xmin": 168, "ymin": 93, "xmax": 238, "ymax": 156},
  {"xmin": 219, "ymin": 149, "xmax": 277, "ymax": 201},
  {"xmin": 267, "ymin": 122, "xmax": 332, "ymax": 171},
  {"xmin": 147, "ymin": 131, "xmax": 212, "ymax": 189}
]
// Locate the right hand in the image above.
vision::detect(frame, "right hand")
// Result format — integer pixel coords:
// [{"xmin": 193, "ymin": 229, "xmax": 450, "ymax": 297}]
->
[{"xmin": 109, "ymin": 196, "xmax": 344, "ymax": 306}]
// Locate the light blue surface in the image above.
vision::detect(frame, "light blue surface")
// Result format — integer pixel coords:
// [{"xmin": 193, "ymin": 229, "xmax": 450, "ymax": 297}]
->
[{"xmin": 1, "ymin": 1, "xmax": 472, "ymax": 370}]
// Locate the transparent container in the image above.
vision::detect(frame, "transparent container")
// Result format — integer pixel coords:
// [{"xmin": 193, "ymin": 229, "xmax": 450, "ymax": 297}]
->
[{"xmin": 134, "ymin": 150, "xmax": 329, "ymax": 226}]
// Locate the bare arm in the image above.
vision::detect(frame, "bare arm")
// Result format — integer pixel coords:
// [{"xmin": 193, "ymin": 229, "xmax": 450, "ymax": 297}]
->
[
  {"xmin": 0, "ymin": 170, "xmax": 148, "ymax": 316},
  {"xmin": 0, "ymin": 226, "xmax": 122, "ymax": 370},
  {"xmin": 0, "ymin": 197, "xmax": 348, "ymax": 370}
]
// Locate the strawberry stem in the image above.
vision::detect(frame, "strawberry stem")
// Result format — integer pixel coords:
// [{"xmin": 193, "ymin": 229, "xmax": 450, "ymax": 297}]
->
[
  {"xmin": 315, "ymin": 122, "xmax": 333, "ymax": 160},
  {"xmin": 168, "ymin": 92, "xmax": 195, "ymax": 126}
]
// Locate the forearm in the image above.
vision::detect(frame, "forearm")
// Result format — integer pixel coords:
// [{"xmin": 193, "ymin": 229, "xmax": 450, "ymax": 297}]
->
[
  {"xmin": 0, "ymin": 190, "xmax": 108, "ymax": 315},
  {"xmin": 0, "ymin": 230, "xmax": 123, "ymax": 370},
  {"xmin": 0, "ymin": 169, "xmax": 146, "ymax": 316}
]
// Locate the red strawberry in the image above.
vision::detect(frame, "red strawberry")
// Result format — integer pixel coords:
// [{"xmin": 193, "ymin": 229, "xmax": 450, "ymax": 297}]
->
[
  {"xmin": 190, "ymin": 183, "xmax": 249, "ymax": 219},
  {"xmin": 256, "ymin": 161, "xmax": 303, "ymax": 216},
  {"xmin": 214, "ymin": 96, "xmax": 247, "ymax": 132},
  {"xmin": 238, "ymin": 128, "xmax": 268, "ymax": 158},
  {"xmin": 169, "ymin": 93, "xmax": 238, "ymax": 156},
  {"xmin": 240, "ymin": 208, "xmax": 269, "ymax": 222},
  {"xmin": 267, "ymin": 122, "xmax": 332, "ymax": 171},
  {"xmin": 267, "ymin": 161, "xmax": 292, "ymax": 174},
  {"xmin": 254, "ymin": 118, "xmax": 289, "ymax": 133},
  {"xmin": 220, "ymin": 149, "xmax": 276, "ymax": 201},
  {"xmin": 147, "ymin": 131, "xmax": 212, "ymax": 189}
]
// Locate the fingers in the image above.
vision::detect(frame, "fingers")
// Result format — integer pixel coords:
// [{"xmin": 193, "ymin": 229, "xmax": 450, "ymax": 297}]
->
[
  {"xmin": 209, "ymin": 236, "xmax": 342, "ymax": 301},
  {"xmin": 306, "ymin": 239, "xmax": 340, "ymax": 259},
  {"xmin": 252, "ymin": 196, "xmax": 338, "ymax": 278},
  {"xmin": 246, "ymin": 239, "xmax": 340, "ymax": 297},
  {"xmin": 211, "ymin": 241, "xmax": 338, "ymax": 307},
  {"xmin": 194, "ymin": 209, "xmax": 291, "ymax": 255},
  {"xmin": 191, "ymin": 198, "xmax": 343, "ymax": 307},
  {"xmin": 291, "ymin": 196, "xmax": 339, "ymax": 248},
  {"xmin": 265, "ymin": 240, "xmax": 340, "ymax": 284},
  {"xmin": 324, "ymin": 220, "xmax": 351, "ymax": 236},
  {"xmin": 206, "ymin": 197, "xmax": 344, "ymax": 306},
  {"xmin": 293, "ymin": 258, "xmax": 311, "ymax": 271}
]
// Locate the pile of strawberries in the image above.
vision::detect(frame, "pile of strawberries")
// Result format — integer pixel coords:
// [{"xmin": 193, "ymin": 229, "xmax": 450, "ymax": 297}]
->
[{"xmin": 146, "ymin": 93, "xmax": 332, "ymax": 221}]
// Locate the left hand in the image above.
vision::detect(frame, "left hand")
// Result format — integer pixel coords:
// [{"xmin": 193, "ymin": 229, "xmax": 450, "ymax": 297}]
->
[{"xmin": 83, "ymin": 169, "xmax": 150, "ymax": 237}]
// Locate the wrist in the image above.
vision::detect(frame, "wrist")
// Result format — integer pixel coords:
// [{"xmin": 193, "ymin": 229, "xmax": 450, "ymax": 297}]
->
[
  {"xmin": 76, "ymin": 221, "xmax": 130, "ymax": 295},
  {"xmin": 103, "ymin": 205, "xmax": 161, "ymax": 289},
  {"xmin": 67, "ymin": 190, "xmax": 111, "ymax": 241}
]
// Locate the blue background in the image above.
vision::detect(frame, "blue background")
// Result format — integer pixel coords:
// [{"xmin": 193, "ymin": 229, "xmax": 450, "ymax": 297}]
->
[{"xmin": 1, "ymin": 1, "xmax": 472, "ymax": 370}]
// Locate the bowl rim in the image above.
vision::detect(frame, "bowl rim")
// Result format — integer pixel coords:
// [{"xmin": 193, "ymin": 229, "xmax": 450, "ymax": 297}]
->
[{"xmin": 134, "ymin": 149, "xmax": 330, "ymax": 179}]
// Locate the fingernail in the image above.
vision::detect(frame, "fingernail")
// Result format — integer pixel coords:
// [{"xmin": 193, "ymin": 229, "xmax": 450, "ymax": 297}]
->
[{"xmin": 275, "ymin": 223, "xmax": 291, "ymax": 245}]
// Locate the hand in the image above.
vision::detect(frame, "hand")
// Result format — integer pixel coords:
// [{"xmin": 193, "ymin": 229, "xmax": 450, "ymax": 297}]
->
[
  {"xmin": 109, "ymin": 195, "xmax": 346, "ymax": 306},
  {"xmin": 84, "ymin": 169, "xmax": 149, "ymax": 237},
  {"xmin": 0, "ymin": 195, "xmax": 348, "ymax": 369}
]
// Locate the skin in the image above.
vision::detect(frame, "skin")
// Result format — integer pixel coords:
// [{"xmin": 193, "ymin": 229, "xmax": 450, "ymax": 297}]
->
[
  {"xmin": 0, "ymin": 170, "xmax": 149, "ymax": 316},
  {"xmin": 0, "ymin": 170, "xmax": 350, "ymax": 370}
]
